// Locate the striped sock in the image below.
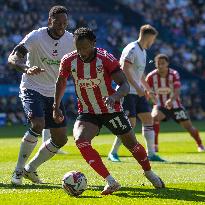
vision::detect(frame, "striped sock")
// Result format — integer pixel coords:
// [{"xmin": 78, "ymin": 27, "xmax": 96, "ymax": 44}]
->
[
  {"xmin": 130, "ymin": 143, "xmax": 151, "ymax": 171},
  {"xmin": 15, "ymin": 128, "xmax": 40, "ymax": 171},
  {"xmin": 142, "ymin": 124, "xmax": 155, "ymax": 157},
  {"xmin": 26, "ymin": 139, "xmax": 60, "ymax": 172}
]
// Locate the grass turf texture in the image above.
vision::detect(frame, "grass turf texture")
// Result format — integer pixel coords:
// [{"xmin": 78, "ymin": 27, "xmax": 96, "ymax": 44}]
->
[{"xmin": 0, "ymin": 121, "xmax": 205, "ymax": 205}]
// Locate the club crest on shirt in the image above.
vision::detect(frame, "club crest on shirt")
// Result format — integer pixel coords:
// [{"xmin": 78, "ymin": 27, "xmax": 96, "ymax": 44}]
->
[
  {"xmin": 52, "ymin": 49, "xmax": 58, "ymax": 57},
  {"xmin": 77, "ymin": 78, "xmax": 101, "ymax": 89}
]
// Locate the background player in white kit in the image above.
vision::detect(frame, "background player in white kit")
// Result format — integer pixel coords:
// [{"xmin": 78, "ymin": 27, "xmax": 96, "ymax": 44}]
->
[
  {"xmin": 146, "ymin": 53, "xmax": 205, "ymax": 152},
  {"xmin": 8, "ymin": 5, "xmax": 74, "ymax": 185},
  {"xmin": 108, "ymin": 24, "xmax": 165, "ymax": 162}
]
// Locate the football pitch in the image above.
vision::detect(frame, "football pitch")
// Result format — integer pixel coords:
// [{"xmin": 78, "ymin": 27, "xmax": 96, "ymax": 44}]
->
[{"xmin": 0, "ymin": 121, "xmax": 205, "ymax": 205}]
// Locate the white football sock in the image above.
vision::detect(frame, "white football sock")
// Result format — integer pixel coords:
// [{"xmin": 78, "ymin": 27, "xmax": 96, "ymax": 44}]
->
[
  {"xmin": 142, "ymin": 124, "xmax": 155, "ymax": 157},
  {"xmin": 109, "ymin": 136, "xmax": 122, "ymax": 155},
  {"xmin": 15, "ymin": 128, "xmax": 40, "ymax": 171},
  {"xmin": 25, "ymin": 138, "xmax": 59, "ymax": 172},
  {"xmin": 42, "ymin": 129, "xmax": 51, "ymax": 143}
]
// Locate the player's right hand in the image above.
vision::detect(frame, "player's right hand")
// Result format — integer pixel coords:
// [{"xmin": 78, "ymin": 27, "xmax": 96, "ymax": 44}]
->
[
  {"xmin": 165, "ymin": 99, "xmax": 173, "ymax": 110},
  {"xmin": 53, "ymin": 107, "xmax": 64, "ymax": 124},
  {"xmin": 26, "ymin": 66, "xmax": 45, "ymax": 75}
]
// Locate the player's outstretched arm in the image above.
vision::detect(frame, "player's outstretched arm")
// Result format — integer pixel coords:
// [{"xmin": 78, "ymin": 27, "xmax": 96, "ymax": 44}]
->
[
  {"xmin": 8, "ymin": 44, "xmax": 29, "ymax": 73},
  {"xmin": 8, "ymin": 44, "xmax": 45, "ymax": 75},
  {"xmin": 53, "ymin": 76, "xmax": 67, "ymax": 123}
]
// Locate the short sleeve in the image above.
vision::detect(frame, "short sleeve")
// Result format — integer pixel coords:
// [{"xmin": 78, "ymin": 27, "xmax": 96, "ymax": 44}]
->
[
  {"xmin": 19, "ymin": 30, "xmax": 38, "ymax": 52},
  {"xmin": 59, "ymin": 55, "xmax": 71, "ymax": 79},
  {"xmin": 120, "ymin": 47, "xmax": 135, "ymax": 64},
  {"xmin": 173, "ymin": 71, "xmax": 181, "ymax": 89},
  {"xmin": 104, "ymin": 52, "xmax": 120, "ymax": 75}
]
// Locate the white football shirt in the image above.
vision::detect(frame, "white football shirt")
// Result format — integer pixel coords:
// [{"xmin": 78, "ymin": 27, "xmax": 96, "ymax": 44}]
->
[
  {"xmin": 120, "ymin": 40, "xmax": 147, "ymax": 95},
  {"xmin": 19, "ymin": 27, "xmax": 74, "ymax": 97}
]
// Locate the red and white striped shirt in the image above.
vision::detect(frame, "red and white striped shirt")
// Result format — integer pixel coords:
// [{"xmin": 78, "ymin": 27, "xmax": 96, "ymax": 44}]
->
[
  {"xmin": 59, "ymin": 48, "xmax": 122, "ymax": 114},
  {"xmin": 146, "ymin": 68, "xmax": 182, "ymax": 108}
]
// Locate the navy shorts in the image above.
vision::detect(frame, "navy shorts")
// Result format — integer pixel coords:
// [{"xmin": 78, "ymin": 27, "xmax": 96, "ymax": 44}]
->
[
  {"xmin": 20, "ymin": 89, "xmax": 67, "ymax": 129},
  {"xmin": 122, "ymin": 94, "xmax": 151, "ymax": 117},
  {"xmin": 159, "ymin": 106, "xmax": 189, "ymax": 123},
  {"xmin": 76, "ymin": 112, "xmax": 132, "ymax": 135}
]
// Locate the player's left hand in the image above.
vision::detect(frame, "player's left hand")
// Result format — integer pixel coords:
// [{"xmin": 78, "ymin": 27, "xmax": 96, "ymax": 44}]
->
[
  {"xmin": 53, "ymin": 107, "xmax": 64, "ymax": 124},
  {"xmin": 165, "ymin": 99, "xmax": 173, "ymax": 110}
]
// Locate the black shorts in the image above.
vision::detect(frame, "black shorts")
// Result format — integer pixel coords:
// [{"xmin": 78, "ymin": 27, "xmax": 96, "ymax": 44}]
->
[
  {"xmin": 159, "ymin": 107, "xmax": 189, "ymax": 123},
  {"xmin": 123, "ymin": 94, "xmax": 151, "ymax": 117},
  {"xmin": 76, "ymin": 112, "xmax": 132, "ymax": 135},
  {"xmin": 20, "ymin": 89, "xmax": 67, "ymax": 129}
]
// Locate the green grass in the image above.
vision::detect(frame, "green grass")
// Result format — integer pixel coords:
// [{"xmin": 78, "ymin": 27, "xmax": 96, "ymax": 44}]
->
[{"xmin": 0, "ymin": 121, "xmax": 205, "ymax": 205}]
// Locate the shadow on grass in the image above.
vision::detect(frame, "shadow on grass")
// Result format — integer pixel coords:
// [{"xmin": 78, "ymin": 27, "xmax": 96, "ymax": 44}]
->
[
  {"xmin": 89, "ymin": 185, "xmax": 205, "ymax": 202},
  {"xmin": 164, "ymin": 161, "xmax": 205, "ymax": 165},
  {"xmin": 0, "ymin": 182, "xmax": 61, "ymax": 190}
]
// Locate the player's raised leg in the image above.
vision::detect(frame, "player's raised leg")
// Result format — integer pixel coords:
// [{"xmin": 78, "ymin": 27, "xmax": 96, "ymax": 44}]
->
[
  {"xmin": 24, "ymin": 99, "xmax": 68, "ymax": 183},
  {"xmin": 120, "ymin": 131, "xmax": 165, "ymax": 188},
  {"xmin": 105, "ymin": 112, "xmax": 165, "ymax": 189},
  {"xmin": 180, "ymin": 120, "xmax": 205, "ymax": 152},
  {"xmin": 24, "ymin": 127, "xmax": 67, "ymax": 183},
  {"xmin": 74, "ymin": 119, "xmax": 121, "ymax": 195}
]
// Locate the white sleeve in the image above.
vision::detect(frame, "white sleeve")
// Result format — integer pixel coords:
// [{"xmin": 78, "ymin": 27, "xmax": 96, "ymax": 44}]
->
[
  {"xmin": 19, "ymin": 30, "xmax": 38, "ymax": 52},
  {"xmin": 120, "ymin": 47, "xmax": 135, "ymax": 64}
]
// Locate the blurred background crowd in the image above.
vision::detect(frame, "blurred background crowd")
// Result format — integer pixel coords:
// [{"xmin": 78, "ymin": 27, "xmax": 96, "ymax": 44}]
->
[{"xmin": 0, "ymin": 0, "xmax": 204, "ymax": 125}]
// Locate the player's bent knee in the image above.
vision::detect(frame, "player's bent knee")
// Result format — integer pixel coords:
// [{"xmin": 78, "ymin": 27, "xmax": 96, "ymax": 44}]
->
[{"xmin": 31, "ymin": 121, "xmax": 45, "ymax": 133}]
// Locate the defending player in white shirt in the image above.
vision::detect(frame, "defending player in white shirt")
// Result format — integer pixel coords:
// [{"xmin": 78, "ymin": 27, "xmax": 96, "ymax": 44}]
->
[
  {"xmin": 8, "ymin": 5, "xmax": 74, "ymax": 185},
  {"xmin": 108, "ymin": 24, "xmax": 165, "ymax": 162}
]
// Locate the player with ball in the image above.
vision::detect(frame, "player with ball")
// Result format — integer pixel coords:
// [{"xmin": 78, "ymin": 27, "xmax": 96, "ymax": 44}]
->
[{"xmin": 53, "ymin": 27, "xmax": 165, "ymax": 195}]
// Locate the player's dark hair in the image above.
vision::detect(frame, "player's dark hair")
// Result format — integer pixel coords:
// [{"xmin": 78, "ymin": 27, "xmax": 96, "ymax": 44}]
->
[
  {"xmin": 74, "ymin": 27, "xmax": 96, "ymax": 42},
  {"xmin": 49, "ymin": 5, "xmax": 68, "ymax": 18},
  {"xmin": 154, "ymin": 54, "xmax": 169, "ymax": 62},
  {"xmin": 140, "ymin": 24, "xmax": 158, "ymax": 36}
]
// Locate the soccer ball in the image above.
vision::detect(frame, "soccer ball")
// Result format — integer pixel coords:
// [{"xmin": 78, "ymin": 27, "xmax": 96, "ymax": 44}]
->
[{"xmin": 62, "ymin": 171, "xmax": 87, "ymax": 196}]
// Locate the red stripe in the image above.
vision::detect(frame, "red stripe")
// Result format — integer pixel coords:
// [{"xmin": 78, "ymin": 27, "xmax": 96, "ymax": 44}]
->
[
  {"xmin": 77, "ymin": 58, "xmax": 94, "ymax": 113},
  {"xmin": 166, "ymin": 73, "xmax": 170, "ymax": 101},
  {"xmin": 90, "ymin": 59, "xmax": 108, "ymax": 113},
  {"xmin": 157, "ymin": 73, "xmax": 164, "ymax": 107}
]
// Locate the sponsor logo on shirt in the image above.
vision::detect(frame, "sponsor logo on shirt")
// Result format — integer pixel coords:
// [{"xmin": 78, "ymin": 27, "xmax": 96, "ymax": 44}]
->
[
  {"xmin": 41, "ymin": 57, "xmax": 60, "ymax": 66},
  {"xmin": 156, "ymin": 87, "xmax": 171, "ymax": 95},
  {"xmin": 77, "ymin": 78, "xmax": 101, "ymax": 89}
]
